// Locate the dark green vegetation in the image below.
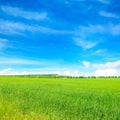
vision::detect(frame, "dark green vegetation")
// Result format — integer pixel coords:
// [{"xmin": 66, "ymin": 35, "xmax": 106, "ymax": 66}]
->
[{"xmin": 0, "ymin": 76, "xmax": 120, "ymax": 120}]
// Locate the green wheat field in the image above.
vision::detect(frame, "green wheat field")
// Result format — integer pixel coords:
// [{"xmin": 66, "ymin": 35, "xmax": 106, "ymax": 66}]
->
[{"xmin": 0, "ymin": 76, "xmax": 120, "ymax": 120}]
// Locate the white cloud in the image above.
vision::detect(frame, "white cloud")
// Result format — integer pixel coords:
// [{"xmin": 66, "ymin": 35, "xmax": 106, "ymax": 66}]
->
[
  {"xmin": 82, "ymin": 60, "xmax": 120, "ymax": 76},
  {"xmin": 21, "ymin": 71, "xmax": 30, "ymax": 75},
  {"xmin": 83, "ymin": 61, "xmax": 90, "ymax": 68},
  {"xmin": 1, "ymin": 6, "xmax": 47, "ymax": 21},
  {"xmin": 74, "ymin": 38, "xmax": 99, "ymax": 49},
  {"xmin": 64, "ymin": 71, "xmax": 71, "ymax": 76},
  {"xmin": 0, "ymin": 68, "xmax": 18, "ymax": 75},
  {"xmin": 53, "ymin": 71, "xmax": 61, "ymax": 75},
  {"xmin": 73, "ymin": 24, "xmax": 105, "ymax": 49},
  {"xmin": 93, "ymin": 61, "xmax": 120, "ymax": 69},
  {"xmin": 99, "ymin": 11, "xmax": 119, "ymax": 18},
  {"xmin": 73, "ymin": 70, "xmax": 79, "ymax": 76},
  {"xmin": 95, "ymin": 69, "xmax": 118, "ymax": 76},
  {"xmin": 0, "ymin": 68, "xmax": 80, "ymax": 76},
  {"xmin": 0, "ymin": 60, "xmax": 120, "ymax": 76},
  {"xmin": 0, "ymin": 68, "xmax": 31, "ymax": 75},
  {"xmin": 63, "ymin": 70, "xmax": 80, "ymax": 76}
]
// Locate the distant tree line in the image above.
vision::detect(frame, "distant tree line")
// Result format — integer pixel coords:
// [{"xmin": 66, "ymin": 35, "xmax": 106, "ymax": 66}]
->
[{"xmin": 1, "ymin": 74, "xmax": 120, "ymax": 78}]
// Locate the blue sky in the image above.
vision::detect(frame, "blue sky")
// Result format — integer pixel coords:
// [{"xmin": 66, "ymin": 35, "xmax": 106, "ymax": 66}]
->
[{"xmin": 0, "ymin": 0, "xmax": 120, "ymax": 76}]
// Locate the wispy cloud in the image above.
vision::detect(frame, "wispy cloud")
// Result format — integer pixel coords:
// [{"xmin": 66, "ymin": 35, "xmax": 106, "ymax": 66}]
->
[
  {"xmin": 0, "ymin": 58, "xmax": 39, "ymax": 65},
  {"xmin": 79, "ymin": 24, "xmax": 105, "ymax": 34},
  {"xmin": 1, "ymin": 6, "xmax": 47, "ymax": 21},
  {"xmin": 92, "ymin": 49, "xmax": 108, "ymax": 56},
  {"xmin": 0, "ymin": 19, "xmax": 75, "ymax": 35},
  {"xmin": 0, "ymin": 57, "xmax": 63, "ymax": 66},
  {"xmin": 74, "ymin": 38, "xmax": 99, "ymax": 49},
  {"xmin": 99, "ymin": 11, "xmax": 119, "ymax": 18},
  {"xmin": 78, "ymin": 24, "xmax": 120, "ymax": 35},
  {"xmin": 0, "ymin": 38, "xmax": 9, "ymax": 49},
  {"xmin": 83, "ymin": 61, "xmax": 90, "ymax": 68},
  {"xmin": 107, "ymin": 24, "xmax": 120, "ymax": 35},
  {"xmin": 98, "ymin": 0, "xmax": 110, "ymax": 4},
  {"xmin": 1, "ymin": 18, "xmax": 119, "ymax": 40},
  {"xmin": 73, "ymin": 24, "xmax": 104, "ymax": 49},
  {"xmin": 0, "ymin": 20, "xmax": 26, "ymax": 35}
]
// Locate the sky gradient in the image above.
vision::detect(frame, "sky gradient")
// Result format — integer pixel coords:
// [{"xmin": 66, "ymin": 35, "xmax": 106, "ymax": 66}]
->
[{"xmin": 0, "ymin": 0, "xmax": 120, "ymax": 76}]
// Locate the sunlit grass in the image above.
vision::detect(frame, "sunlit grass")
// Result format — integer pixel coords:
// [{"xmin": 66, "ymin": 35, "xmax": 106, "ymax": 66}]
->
[{"xmin": 0, "ymin": 76, "xmax": 120, "ymax": 120}]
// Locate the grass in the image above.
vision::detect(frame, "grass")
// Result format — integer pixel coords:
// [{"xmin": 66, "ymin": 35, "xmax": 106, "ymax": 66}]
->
[{"xmin": 0, "ymin": 76, "xmax": 120, "ymax": 120}]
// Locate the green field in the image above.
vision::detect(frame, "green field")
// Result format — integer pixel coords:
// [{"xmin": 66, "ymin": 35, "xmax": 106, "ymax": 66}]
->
[{"xmin": 0, "ymin": 76, "xmax": 120, "ymax": 120}]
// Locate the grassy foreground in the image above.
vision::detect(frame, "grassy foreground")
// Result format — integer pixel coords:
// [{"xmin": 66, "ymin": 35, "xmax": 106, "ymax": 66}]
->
[{"xmin": 0, "ymin": 76, "xmax": 120, "ymax": 120}]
